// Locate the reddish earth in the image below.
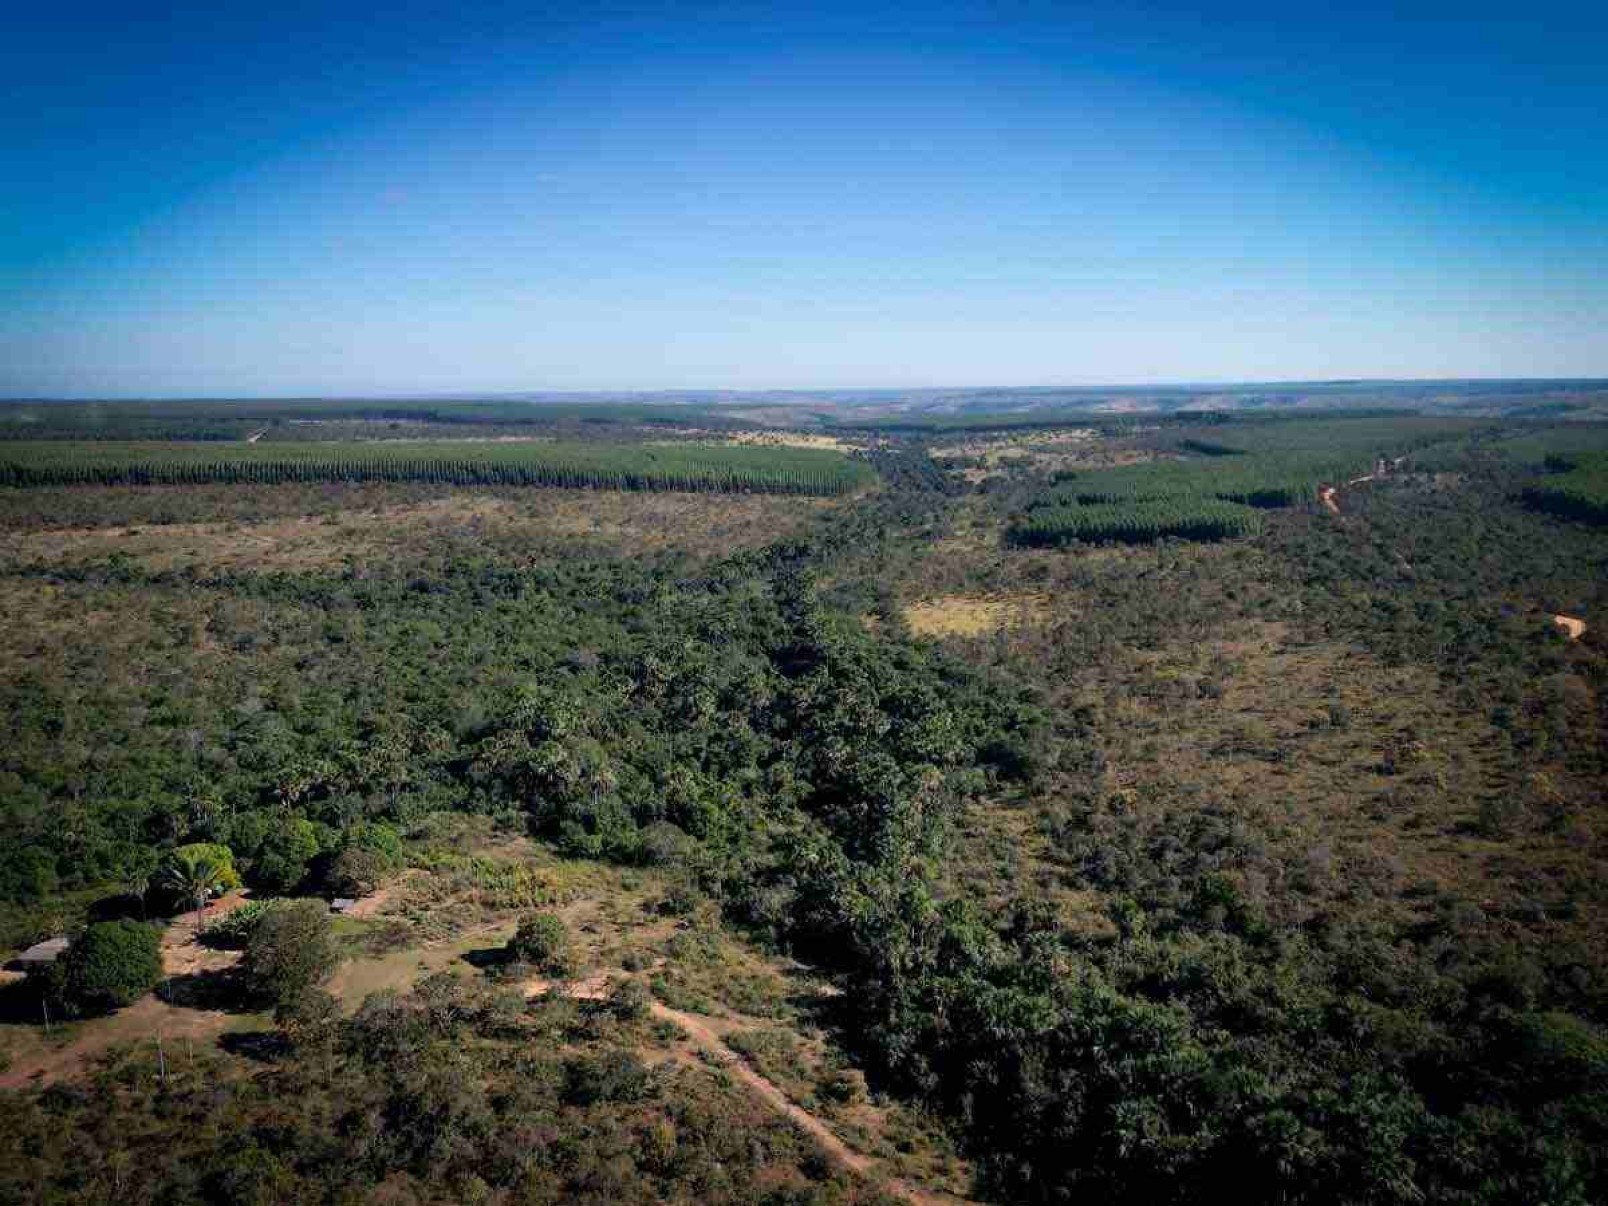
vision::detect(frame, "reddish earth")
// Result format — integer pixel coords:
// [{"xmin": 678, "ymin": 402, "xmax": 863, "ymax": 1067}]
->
[
  {"xmin": 0, "ymin": 892, "xmax": 254, "ymax": 1089},
  {"xmin": 341, "ymin": 885, "xmax": 396, "ymax": 919}
]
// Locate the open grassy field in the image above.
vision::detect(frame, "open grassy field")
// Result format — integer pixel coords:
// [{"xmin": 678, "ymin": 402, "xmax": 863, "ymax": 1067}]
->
[{"xmin": 0, "ymin": 486, "xmax": 837, "ymax": 572}]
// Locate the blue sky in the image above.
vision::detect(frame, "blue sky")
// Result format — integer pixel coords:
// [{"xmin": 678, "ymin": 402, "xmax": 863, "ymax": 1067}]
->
[{"xmin": 3, "ymin": 1, "xmax": 1605, "ymax": 395}]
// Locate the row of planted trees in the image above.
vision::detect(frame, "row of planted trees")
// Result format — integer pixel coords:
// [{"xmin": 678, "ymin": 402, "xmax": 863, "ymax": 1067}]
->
[
  {"xmin": 1522, "ymin": 451, "xmax": 1608, "ymax": 525},
  {"xmin": 1001, "ymin": 448, "xmax": 1364, "ymax": 547},
  {"xmin": 1008, "ymin": 498, "xmax": 1265, "ymax": 546},
  {"xmin": 0, "ymin": 440, "xmax": 877, "ymax": 496}
]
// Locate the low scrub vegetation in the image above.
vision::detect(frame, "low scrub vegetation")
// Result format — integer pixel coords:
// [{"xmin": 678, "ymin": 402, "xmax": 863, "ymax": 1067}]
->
[{"xmin": 1, "ymin": 415, "xmax": 1604, "ymax": 1204}]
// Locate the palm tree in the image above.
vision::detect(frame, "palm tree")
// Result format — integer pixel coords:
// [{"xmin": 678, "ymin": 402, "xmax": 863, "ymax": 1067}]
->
[
  {"xmin": 163, "ymin": 852, "xmax": 225, "ymax": 932},
  {"xmin": 126, "ymin": 867, "xmax": 153, "ymax": 920}
]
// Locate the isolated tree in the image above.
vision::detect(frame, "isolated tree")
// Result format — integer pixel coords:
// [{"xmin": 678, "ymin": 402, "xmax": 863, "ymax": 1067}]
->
[
  {"xmin": 252, "ymin": 816, "xmax": 322, "ymax": 893},
  {"xmin": 325, "ymin": 845, "xmax": 386, "ymax": 898},
  {"xmin": 506, "ymin": 913, "xmax": 576, "ymax": 977},
  {"xmin": 243, "ymin": 899, "xmax": 338, "ymax": 1008},
  {"xmin": 54, "ymin": 920, "xmax": 163, "ymax": 1014},
  {"xmin": 164, "ymin": 851, "xmax": 227, "ymax": 931},
  {"xmin": 123, "ymin": 846, "xmax": 160, "ymax": 920}
]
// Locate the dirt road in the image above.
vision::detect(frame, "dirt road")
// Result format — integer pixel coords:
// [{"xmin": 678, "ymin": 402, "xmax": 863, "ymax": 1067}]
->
[
  {"xmin": 525, "ymin": 976, "xmax": 962, "ymax": 1205},
  {"xmin": 1553, "ymin": 614, "xmax": 1587, "ymax": 640}
]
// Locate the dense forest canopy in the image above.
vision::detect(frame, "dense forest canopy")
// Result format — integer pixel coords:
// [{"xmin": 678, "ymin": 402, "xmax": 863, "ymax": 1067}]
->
[{"xmin": 0, "ymin": 408, "xmax": 1605, "ymax": 1204}]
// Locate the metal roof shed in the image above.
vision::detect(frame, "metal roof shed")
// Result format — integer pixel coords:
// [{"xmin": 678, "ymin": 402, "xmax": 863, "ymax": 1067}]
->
[{"xmin": 14, "ymin": 936, "xmax": 70, "ymax": 966}]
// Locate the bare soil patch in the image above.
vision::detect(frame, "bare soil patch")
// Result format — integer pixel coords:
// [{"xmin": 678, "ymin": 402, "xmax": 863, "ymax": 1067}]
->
[
  {"xmin": 0, "ymin": 892, "xmax": 259, "ymax": 1089},
  {"xmin": 1553, "ymin": 613, "xmax": 1587, "ymax": 640}
]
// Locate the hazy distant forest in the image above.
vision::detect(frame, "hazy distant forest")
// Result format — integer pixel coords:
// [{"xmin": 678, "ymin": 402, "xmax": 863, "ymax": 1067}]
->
[{"xmin": 1, "ymin": 392, "xmax": 1605, "ymax": 1205}]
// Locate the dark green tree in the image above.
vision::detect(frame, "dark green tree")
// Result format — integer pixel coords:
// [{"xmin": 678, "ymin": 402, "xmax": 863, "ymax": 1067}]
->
[
  {"xmin": 242, "ymin": 899, "xmax": 338, "ymax": 1008},
  {"xmin": 506, "ymin": 912, "xmax": 576, "ymax": 977},
  {"xmin": 54, "ymin": 920, "xmax": 163, "ymax": 1014}
]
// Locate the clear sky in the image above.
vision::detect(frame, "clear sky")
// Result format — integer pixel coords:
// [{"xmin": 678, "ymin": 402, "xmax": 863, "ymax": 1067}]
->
[{"xmin": 3, "ymin": 0, "xmax": 1605, "ymax": 396}]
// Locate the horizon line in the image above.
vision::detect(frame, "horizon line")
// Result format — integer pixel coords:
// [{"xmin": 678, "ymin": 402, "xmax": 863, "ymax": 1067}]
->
[{"xmin": 6, "ymin": 375, "xmax": 1608, "ymax": 405}]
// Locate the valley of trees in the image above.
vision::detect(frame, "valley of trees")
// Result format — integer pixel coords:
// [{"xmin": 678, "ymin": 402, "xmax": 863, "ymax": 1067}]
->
[{"xmin": 1, "ymin": 405, "xmax": 1605, "ymax": 1204}]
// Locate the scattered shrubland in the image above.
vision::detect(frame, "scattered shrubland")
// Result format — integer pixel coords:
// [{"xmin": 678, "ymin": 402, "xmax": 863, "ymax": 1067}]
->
[{"xmin": 1, "ymin": 414, "xmax": 1605, "ymax": 1204}]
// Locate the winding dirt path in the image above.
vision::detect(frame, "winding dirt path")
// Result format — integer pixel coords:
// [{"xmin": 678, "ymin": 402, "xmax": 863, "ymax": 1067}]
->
[
  {"xmin": 1321, "ymin": 470, "xmax": 1380, "ymax": 516},
  {"xmin": 341, "ymin": 885, "xmax": 396, "ymax": 919},
  {"xmin": 7, "ymin": 904, "xmax": 964, "ymax": 1202},
  {"xmin": 525, "ymin": 977, "xmax": 962, "ymax": 1205}
]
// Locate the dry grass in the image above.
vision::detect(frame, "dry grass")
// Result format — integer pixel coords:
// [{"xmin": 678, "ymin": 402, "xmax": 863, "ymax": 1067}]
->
[
  {"xmin": 903, "ymin": 593, "xmax": 1051, "ymax": 638},
  {"xmin": 930, "ymin": 429, "xmax": 1157, "ymax": 481},
  {"xmin": 723, "ymin": 430, "xmax": 863, "ymax": 453},
  {"xmin": 0, "ymin": 831, "xmax": 974, "ymax": 1199},
  {"xmin": 1061, "ymin": 619, "xmax": 1605, "ymax": 943},
  {"xmin": 0, "ymin": 489, "xmax": 835, "ymax": 573},
  {"xmin": 0, "ymin": 894, "xmax": 263, "ymax": 1089},
  {"xmin": 930, "ymin": 429, "xmax": 1098, "ymax": 461}
]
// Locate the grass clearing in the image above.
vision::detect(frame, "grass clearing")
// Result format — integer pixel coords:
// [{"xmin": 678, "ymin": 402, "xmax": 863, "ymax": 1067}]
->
[
  {"xmin": 0, "ymin": 487, "xmax": 838, "ymax": 572},
  {"xmin": 903, "ymin": 593, "xmax": 1051, "ymax": 638}
]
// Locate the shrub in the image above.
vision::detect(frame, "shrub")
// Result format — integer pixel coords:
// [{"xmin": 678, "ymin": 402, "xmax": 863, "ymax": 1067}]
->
[
  {"xmin": 347, "ymin": 821, "xmax": 404, "ymax": 865},
  {"xmin": 506, "ymin": 913, "xmax": 576, "ymax": 977},
  {"xmin": 203, "ymin": 898, "xmax": 279, "ymax": 948},
  {"xmin": 325, "ymin": 846, "xmax": 387, "ymax": 898},
  {"xmin": 636, "ymin": 821, "xmax": 693, "ymax": 867},
  {"xmin": 243, "ymin": 900, "xmax": 339, "ymax": 1008},
  {"xmin": 56, "ymin": 920, "xmax": 163, "ymax": 1013},
  {"xmin": 818, "ymin": 1067, "xmax": 868, "ymax": 1105},
  {"xmin": 564, "ymin": 1050, "xmax": 654, "ymax": 1105},
  {"xmin": 275, "ymin": 988, "xmax": 342, "ymax": 1050},
  {"xmin": 608, "ymin": 977, "xmax": 654, "ymax": 1021},
  {"xmin": 655, "ymin": 879, "xmax": 703, "ymax": 917}
]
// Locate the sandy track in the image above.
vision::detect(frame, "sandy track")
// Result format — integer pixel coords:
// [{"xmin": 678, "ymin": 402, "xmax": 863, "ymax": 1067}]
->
[
  {"xmin": 1553, "ymin": 614, "xmax": 1587, "ymax": 640},
  {"xmin": 525, "ymin": 977, "xmax": 963, "ymax": 1205}
]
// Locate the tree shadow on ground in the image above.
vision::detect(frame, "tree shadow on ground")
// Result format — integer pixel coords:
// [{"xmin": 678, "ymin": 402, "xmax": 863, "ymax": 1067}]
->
[
  {"xmin": 158, "ymin": 968, "xmax": 258, "ymax": 1014},
  {"xmin": 0, "ymin": 976, "xmax": 49, "ymax": 1027},
  {"xmin": 461, "ymin": 946, "xmax": 509, "ymax": 971},
  {"xmin": 218, "ymin": 1030, "xmax": 289, "ymax": 1063}
]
